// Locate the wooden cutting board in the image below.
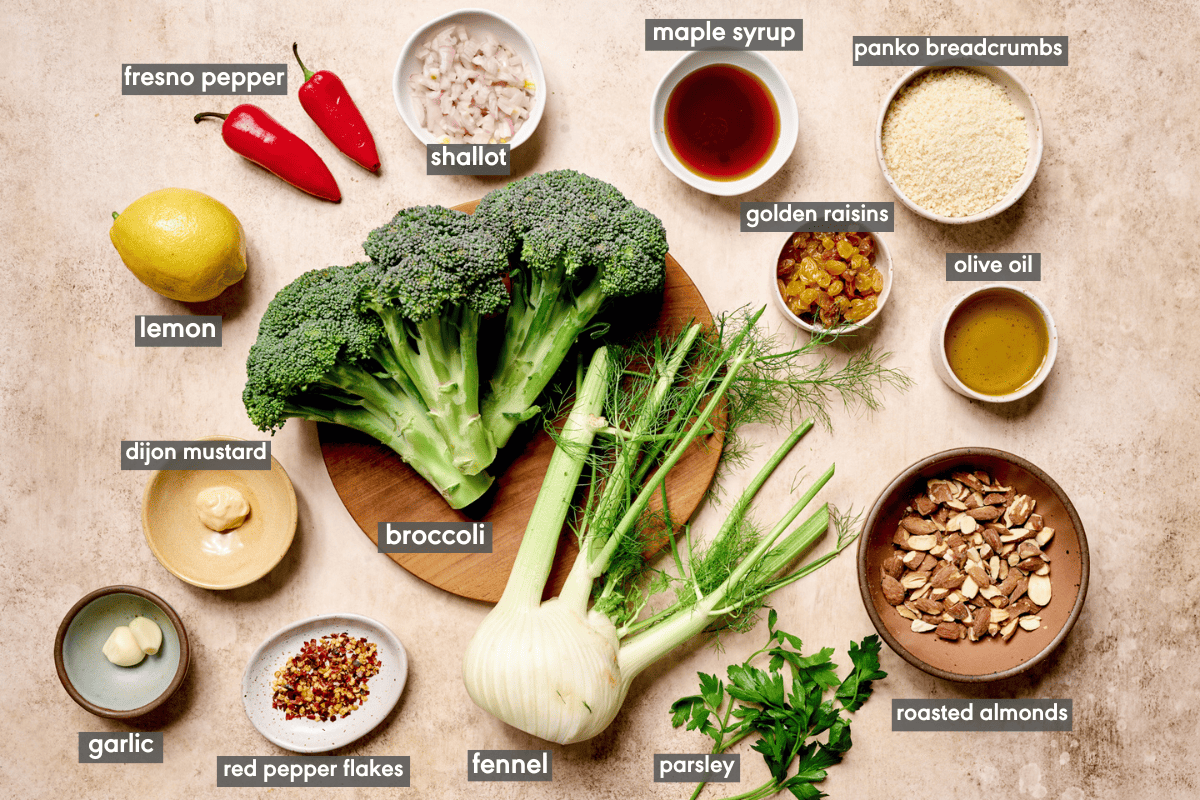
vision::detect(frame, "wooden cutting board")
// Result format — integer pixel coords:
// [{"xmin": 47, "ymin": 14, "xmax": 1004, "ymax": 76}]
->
[{"xmin": 320, "ymin": 203, "xmax": 721, "ymax": 603}]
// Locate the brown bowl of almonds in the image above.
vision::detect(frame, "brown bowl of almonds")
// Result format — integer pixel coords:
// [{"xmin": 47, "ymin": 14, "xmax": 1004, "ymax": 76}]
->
[{"xmin": 857, "ymin": 448, "xmax": 1088, "ymax": 682}]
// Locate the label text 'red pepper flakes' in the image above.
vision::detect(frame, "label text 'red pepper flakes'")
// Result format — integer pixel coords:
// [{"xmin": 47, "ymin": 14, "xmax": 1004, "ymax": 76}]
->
[{"xmin": 271, "ymin": 632, "xmax": 381, "ymax": 722}]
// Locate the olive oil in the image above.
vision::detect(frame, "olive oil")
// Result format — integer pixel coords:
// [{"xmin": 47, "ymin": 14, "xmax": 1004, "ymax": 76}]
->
[{"xmin": 945, "ymin": 289, "xmax": 1049, "ymax": 396}]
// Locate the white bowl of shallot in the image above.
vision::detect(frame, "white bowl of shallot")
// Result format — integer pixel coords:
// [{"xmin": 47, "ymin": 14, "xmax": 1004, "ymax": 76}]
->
[{"xmin": 395, "ymin": 9, "xmax": 545, "ymax": 150}]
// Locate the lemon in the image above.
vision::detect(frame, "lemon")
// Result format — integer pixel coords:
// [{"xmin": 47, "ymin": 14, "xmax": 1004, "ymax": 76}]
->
[{"xmin": 110, "ymin": 188, "xmax": 247, "ymax": 302}]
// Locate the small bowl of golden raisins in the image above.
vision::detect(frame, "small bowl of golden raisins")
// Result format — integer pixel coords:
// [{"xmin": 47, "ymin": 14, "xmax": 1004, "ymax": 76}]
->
[{"xmin": 772, "ymin": 231, "xmax": 893, "ymax": 334}]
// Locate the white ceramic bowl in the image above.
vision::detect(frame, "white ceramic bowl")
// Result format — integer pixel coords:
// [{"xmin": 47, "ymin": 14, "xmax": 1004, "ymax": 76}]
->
[
  {"xmin": 876, "ymin": 65, "xmax": 1043, "ymax": 224},
  {"xmin": 242, "ymin": 614, "xmax": 408, "ymax": 753},
  {"xmin": 651, "ymin": 50, "xmax": 799, "ymax": 196},
  {"xmin": 930, "ymin": 283, "xmax": 1058, "ymax": 402},
  {"xmin": 771, "ymin": 232, "xmax": 894, "ymax": 335},
  {"xmin": 394, "ymin": 9, "xmax": 546, "ymax": 150}
]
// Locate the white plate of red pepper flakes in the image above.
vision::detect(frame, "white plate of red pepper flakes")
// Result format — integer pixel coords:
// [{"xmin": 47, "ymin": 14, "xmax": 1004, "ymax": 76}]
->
[{"xmin": 242, "ymin": 614, "xmax": 408, "ymax": 753}]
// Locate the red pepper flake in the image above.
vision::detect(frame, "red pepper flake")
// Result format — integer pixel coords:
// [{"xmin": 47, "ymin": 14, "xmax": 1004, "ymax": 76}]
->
[{"xmin": 270, "ymin": 632, "xmax": 381, "ymax": 722}]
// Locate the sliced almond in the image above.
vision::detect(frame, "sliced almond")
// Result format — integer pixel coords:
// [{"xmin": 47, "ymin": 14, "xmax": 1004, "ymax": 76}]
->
[
  {"xmin": 902, "ymin": 550, "xmax": 924, "ymax": 568},
  {"xmin": 1017, "ymin": 540, "xmax": 1044, "ymax": 560},
  {"xmin": 928, "ymin": 481, "xmax": 955, "ymax": 505},
  {"xmin": 1001, "ymin": 619, "xmax": 1020, "ymax": 641},
  {"xmin": 966, "ymin": 565, "xmax": 992, "ymax": 588},
  {"xmin": 1028, "ymin": 574, "xmax": 1052, "ymax": 606},
  {"xmin": 930, "ymin": 587, "xmax": 950, "ymax": 600},
  {"xmin": 911, "ymin": 619, "xmax": 937, "ymax": 634},
  {"xmin": 1036, "ymin": 564, "xmax": 1050, "ymax": 576},
  {"xmin": 1000, "ymin": 528, "xmax": 1036, "ymax": 544},
  {"xmin": 882, "ymin": 575, "xmax": 905, "ymax": 605},
  {"xmin": 906, "ymin": 534, "xmax": 938, "ymax": 551},
  {"xmin": 936, "ymin": 622, "xmax": 963, "ymax": 640},
  {"xmin": 910, "ymin": 583, "xmax": 932, "ymax": 601},
  {"xmin": 946, "ymin": 499, "xmax": 968, "ymax": 512},
  {"xmin": 962, "ymin": 575, "xmax": 979, "ymax": 600},
  {"xmin": 989, "ymin": 608, "xmax": 1010, "ymax": 623},
  {"xmin": 967, "ymin": 505, "xmax": 1002, "ymax": 521},
  {"xmin": 1026, "ymin": 513, "xmax": 1044, "ymax": 532},
  {"xmin": 901, "ymin": 516, "xmax": 939, "ymax": 535},
  {"xmin": 913, "ymin": 598, "xmax": 943, "ymax": 615},
  {"xmin": 989, "ymin": 555, "xmax": 1001, "ymax": 579},
  {"xmin": 1009, "ymin": 577, "xmax": 1029, "ymax": 604},
  {"xmin": 1004, "ymin": 495, "xmax": 1036, "ymax": 527},
  {"xmin": 914, "ymin": 494, "xmax": 936, "ymax": 516},
  {"xmin": 896, "ymin": 605, "xmax": 918, "ymax": 621},
  {"xmin": 978, "ymin": 585, "xmax": 1002, "ymax": 600},
  {"xmin": 946, "ymin": 602, "xmax": 970, "ymax": 621},
  {"xmin": 900, "ymin": 573, "xmax": 928, "ymax": 591},
  {"xmin": 982, "ymin": 528, "xmax": 1004, "ymax": 553},
  {"xmin": 1035, "ymin": 527, "xmax": 1055, "ymax": 548},
  {"xmin": 1019, "ymin": 616, "xmax": 1042, "ymax": 631},
  {"xmin": 1008, "ymin": 598, "xmax": 1037, "ymax": 617}
]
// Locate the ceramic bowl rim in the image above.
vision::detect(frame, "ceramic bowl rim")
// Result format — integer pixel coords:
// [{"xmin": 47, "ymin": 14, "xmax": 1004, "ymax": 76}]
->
[
  {"xmin": 934, "ymin": 283, "xmax": 1058, "ymax": 402},
  {"xmin": 140, "ymin": 434, "xmax": 298, "ymax": 590},
  {"xmin": 393, "ymin": 7, "xmax": 546, "ymax": 150},
  {"xmin": 875, "ymin": 64, "xmax": 1044, "ymax": 224},
  {"xmin": 54, "ymin": 584, "xmax": 190, "ymax": 718},
  {"xmin": 856, "ymin": 447, "xmax": 1089, "ymax": 682},
  {"xmin": 770, "ymin": 231, "xmax": 894, "ymax": 335},
  {"xmin": 650, "ymin": 50, "xmax": 799, "ymax": 196}
]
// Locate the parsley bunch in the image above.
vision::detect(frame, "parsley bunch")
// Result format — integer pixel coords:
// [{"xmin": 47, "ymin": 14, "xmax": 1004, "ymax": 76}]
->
[{"xmin": 670, "ymin": 611, "xmax": 886, "ymax": 800}]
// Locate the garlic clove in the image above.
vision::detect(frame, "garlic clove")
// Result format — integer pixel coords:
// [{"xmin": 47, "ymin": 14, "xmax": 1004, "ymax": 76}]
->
[
  {"xmin": 128, "ymin": 616, "xmax": 163, "ymax": 655},
  {"xmin": 102, "ymin": 626, "xmax": 146, "ymax": 667}
]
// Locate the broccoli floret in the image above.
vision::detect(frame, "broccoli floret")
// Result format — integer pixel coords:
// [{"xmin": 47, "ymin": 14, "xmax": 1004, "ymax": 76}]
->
[
  {"xmin": 472, "ymin": 170, "xmax": 668, "ymax": 448},
  {"xmin": 243, "ymin": 262, "xmax": 493, "ymax": 509},
  {"xmin": 360, "ymin": 206, "xmax": 511, "ymax": 474}
]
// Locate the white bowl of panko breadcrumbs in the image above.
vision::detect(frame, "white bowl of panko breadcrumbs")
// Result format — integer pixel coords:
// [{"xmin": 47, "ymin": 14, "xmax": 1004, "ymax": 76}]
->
[{"xmin": 876, "ymin": 65, "xmax": 1043, "ymax": 224}]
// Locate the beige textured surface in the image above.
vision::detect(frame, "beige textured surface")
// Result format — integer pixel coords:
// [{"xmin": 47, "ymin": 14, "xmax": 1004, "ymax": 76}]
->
[{"xmin": 3, "ymin": 1, "xmax": 1198, "ymax": 797}]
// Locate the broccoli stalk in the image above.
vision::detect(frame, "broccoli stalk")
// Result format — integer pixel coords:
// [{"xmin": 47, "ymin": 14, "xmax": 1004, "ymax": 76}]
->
[
  {"xmin": 242, "ymin": 263, "xmax": 493, "ymax": 508},
  {"xmin": 473, "ymin": 170, "xmax": 669, "ymax": 449},
  {"xmin": 361, "ymin": 206, "xmax": 512, "ymax": 475}
]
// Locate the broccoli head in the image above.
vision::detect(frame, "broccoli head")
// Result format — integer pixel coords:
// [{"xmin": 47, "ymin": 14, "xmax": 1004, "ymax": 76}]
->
[
  {"xmin": 243, "ymin": 262, "xmax": 493, "ymax": 508},
  {"xmin": 360, "ymin": 206, "xmax": 512, "ymax": 475},
  {"xmin": 472, "ymin": 170, "xmax": 669, "ymax": 449}
]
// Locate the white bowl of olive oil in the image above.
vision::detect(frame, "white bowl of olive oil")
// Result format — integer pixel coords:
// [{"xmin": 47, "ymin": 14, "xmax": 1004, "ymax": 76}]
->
[{"xmin": 931, "ymin": 284, "xmax": 1057, "ymax": 402}]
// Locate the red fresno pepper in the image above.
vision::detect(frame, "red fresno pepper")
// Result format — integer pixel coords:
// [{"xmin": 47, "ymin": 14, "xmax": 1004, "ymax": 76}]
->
[
  {"xmin": 293, "ymin": 43, "xmax": 380, "ymax": 173},
  {"xmin": 194, "ymin": 105, "xmax": 341, "ymax": 202}
]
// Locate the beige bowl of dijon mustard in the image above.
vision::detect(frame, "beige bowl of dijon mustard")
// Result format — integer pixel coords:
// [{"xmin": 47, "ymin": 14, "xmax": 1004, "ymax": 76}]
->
[{"xmin": 141, "ymin": 435, "xmax": 297, "ymax": 590}]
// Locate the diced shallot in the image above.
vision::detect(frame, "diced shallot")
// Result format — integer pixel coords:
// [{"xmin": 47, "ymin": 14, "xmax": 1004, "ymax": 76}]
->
[{"xmin": 409, "ymin": 24, "xmax": 536, "ymax": 144}]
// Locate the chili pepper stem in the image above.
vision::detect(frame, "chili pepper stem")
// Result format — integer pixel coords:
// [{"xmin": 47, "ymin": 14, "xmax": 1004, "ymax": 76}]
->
[
  {"xmin": 111, "ymin": 212, "xmax": 119, "ymax": 220},
  {"xmin": 194, "ymin": 112, "xmax": 230, "ymax": 124},
  {"xmin": 292, "ymin": 43, "xmax": 316, "ymax": 82}
]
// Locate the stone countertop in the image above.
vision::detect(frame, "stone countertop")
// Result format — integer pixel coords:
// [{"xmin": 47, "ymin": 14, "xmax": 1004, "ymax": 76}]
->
[{"xmin": 3, "ymin": 1, "xmax": 1197, "ymax": 797}]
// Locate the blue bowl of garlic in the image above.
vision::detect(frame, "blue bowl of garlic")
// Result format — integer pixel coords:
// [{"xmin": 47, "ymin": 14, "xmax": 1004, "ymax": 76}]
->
[{"xmin": 54, "ymin": 585, "xmax": 189, "ymax": 718}]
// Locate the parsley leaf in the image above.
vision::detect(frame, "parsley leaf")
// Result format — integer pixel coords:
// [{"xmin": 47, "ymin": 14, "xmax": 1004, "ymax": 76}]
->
[{"xmin": 669, "ymin": 623, "xmax": 886, "ymax": 799}]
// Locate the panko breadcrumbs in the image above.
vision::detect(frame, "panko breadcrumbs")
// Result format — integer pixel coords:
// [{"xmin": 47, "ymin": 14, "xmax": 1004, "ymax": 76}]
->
[{"xmin": 881, "ymin": 68, "xmax": 1029, "ymax": 218}]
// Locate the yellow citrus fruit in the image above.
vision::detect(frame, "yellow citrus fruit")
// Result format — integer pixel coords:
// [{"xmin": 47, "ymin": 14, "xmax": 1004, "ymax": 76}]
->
[{"xmin": 110, "ymin": 188, "xmax": 247, "ymax": 302}]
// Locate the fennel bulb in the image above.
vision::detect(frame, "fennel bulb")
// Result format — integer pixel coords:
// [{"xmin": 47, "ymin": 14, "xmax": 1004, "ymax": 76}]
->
[{"xmin": 462, "ymin": 312, "xmax": 905, "ymax": 744}]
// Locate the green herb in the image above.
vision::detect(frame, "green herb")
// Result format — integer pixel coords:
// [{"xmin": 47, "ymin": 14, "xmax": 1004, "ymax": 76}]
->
[{"xmin": 670, "ymin": 611, "xmax": 886, "ymax": 800}]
